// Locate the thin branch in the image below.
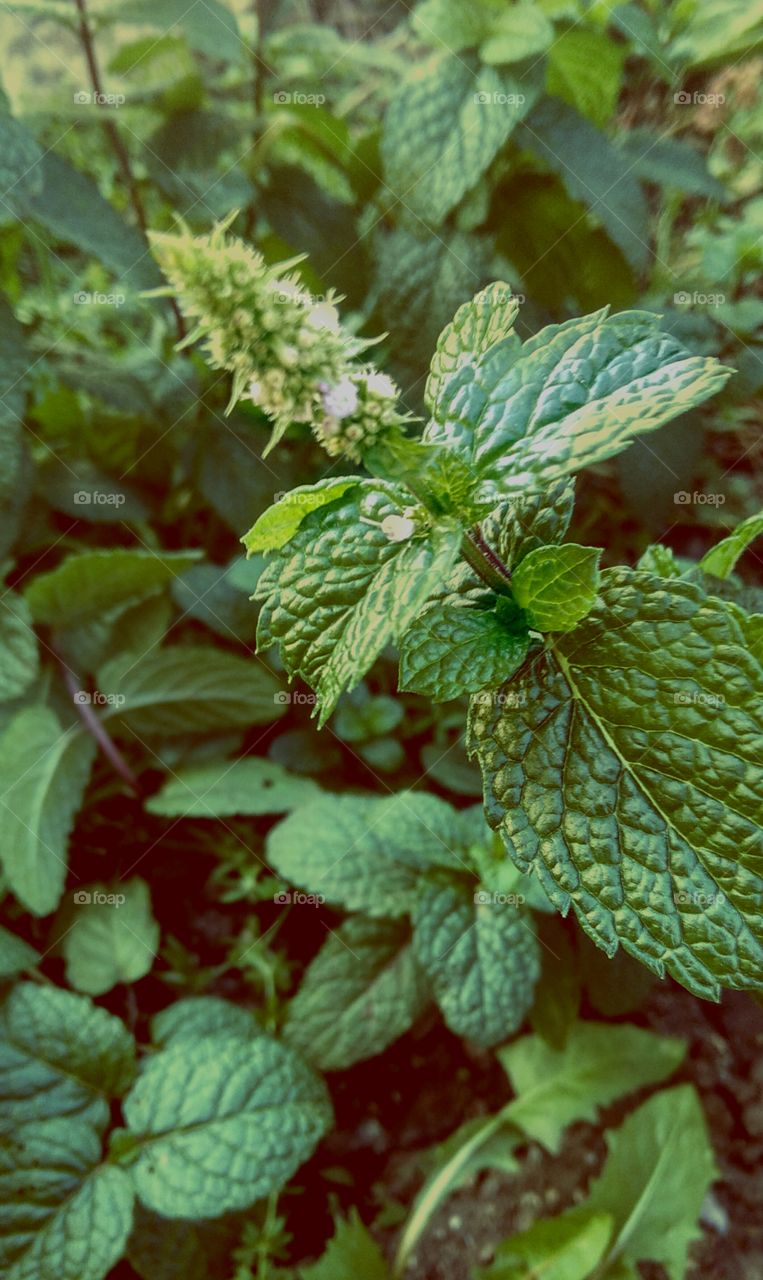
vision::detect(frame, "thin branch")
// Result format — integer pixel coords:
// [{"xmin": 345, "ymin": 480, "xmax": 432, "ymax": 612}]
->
[
  {"xmin": 58, "ymin": 659, "xmax": 139, "ymax": 793},
  {"xmin": 461, "ymin": 526, "xmax": 513, "ymax": 593}
]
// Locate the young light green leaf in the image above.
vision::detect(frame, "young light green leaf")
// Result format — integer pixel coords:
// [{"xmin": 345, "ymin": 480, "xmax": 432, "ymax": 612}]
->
[
  {"xmin": 0, "ymin": 707, "xmax": 96, "ymax": 916},
  {"xmin": 121, "ymin": 1033, "xmax": 332, "ymax": 1217},
  {"xmin": 477, "ymin": 1209, "xmax": 613, "ymax": 1280},
  {"xmin": 426, "ymin": 309, "xmax": 730, "ymax": 505},
  {"xmin": 381, "ymin": 52, "xmax": 536, "ymax": 226},
  {"xmin": 411, "ymin": 0, "xmax": 502, "ymax": 52},
  {"xmin": 399, "ymin": 600, "xmax": 530, "ymax": 701},
  {"xmin": 63, "ymin": 878, "xmax": 160, "ymax": 997},
  {"xmin": 0, "ymin": 1119, "xmax": 135, "ymax": 1280},
  {"xmin": 412, "ymin": 875, "xmax": 540, "ymax": 1047},
  {"xmin": 499, "ymin": 1021, "xmax": 686, "ymax": 1154},
  {"xmin": 546, "ymin": 28, "xmax": 626, "ymax": 126},
  {"xmin": 0, "ymin": 983, "xmax": 136, "ymax": 1132},
  {"xmin": 255, "ymin": 481, "xmax": 461, "ymax": 725},
  {"xmin": 511, "ymin": 544, "xmax": 602, "ymax": 632},
  {"xmin": 147, "ymin": 757, "xmax": 320, "ymax": 818},
  {"xmin": 0, "ymin": 592, "xmax": 38, "ymax": 702},
  {"xmin": 283, "ymin": 918, "xmax": 430, "ymax": 1071},
  {"xmin": 585, "ymin": 1085, "xmax": 717, "ymax": 1279},
  {"xmin": 98, "ymin": 645, "xmax": 285, "ymax": 736},
  {"xmin": 243, "ymin": 478, "xmax": 362, "ymax": 553},
  {"xmin": 469, "ymin": 568, "xmax": 763, "ymax": 998},
  {"xmin": 267, "ymin": 792, "xmax": 475, "ymax": 917},
  {"xmin": 698, "ymin": 510, "xmax": 763, "ymax": 579},
  {"xmin": 480, "ymin": 1, "xmax": 553, "ymax": 64},
  {"xmin": 425, "ymin": 282, "xmax": 521, "ymax": 418},
  {"xmin": 24, "ymin": 549, "xmax": 201, "ymax": 629},
  {"xmin": 300, "ymin": 1209, "xmax": 389, "ymax": 1280},
  {"xmin": 0, "ymin": 925, "xmax": 40, "ymax": 978},
  {"xmin": 636, "ymin": 543, "xmax": 682, "ymax": 576},
  {"xmin": 151, "ymin": 996, "xmax": 263, "ymax": 1048}
]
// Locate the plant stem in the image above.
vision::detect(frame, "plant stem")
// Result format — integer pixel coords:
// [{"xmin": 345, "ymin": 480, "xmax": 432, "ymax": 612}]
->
[
  {"xmin": 461, "ymin": 527, "xmax": 513, "ymax": 594},
  {"xmin": 58, "ymin": 660, "xmax": 139, "ymax": 793}
]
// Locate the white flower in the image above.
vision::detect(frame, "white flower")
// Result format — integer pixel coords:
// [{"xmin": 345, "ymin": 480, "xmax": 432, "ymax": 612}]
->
[
  {"xmin": 365, "ymin": 371, "xmax": 397, "ymax": 399},
  {"xmin": 321, "ymin": 375, "xmax": 359, "ymax": 419},
  {"xmin": 381, "ymin": 514, "xmax": 416, "ymax": 542},
  {"xmin": 248, "ymin": 376, "xmax": 263, "ymax": 405},
  {"xmin": 306, "ymin": 301, "xmax": 341, "ymax": 333}
]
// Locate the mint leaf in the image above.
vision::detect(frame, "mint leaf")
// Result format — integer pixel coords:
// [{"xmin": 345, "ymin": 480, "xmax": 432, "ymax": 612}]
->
[
  {"xmin": 425, "ymin": 282, "xmax": 521, "ymax": 418},
  {"xmin": 0, "ymin": 1119, "xmax": 134, "ymax": 1280},
  {"xmin": 477, "ymin": 1209, "xmax": 613, "ymax": 1280},
  {"xmin": 243, "ymin": 478, "xmax": 362, "ymax": 553},
  {"xmin": 0, "ymin": 707, "xmax": 96, "ymax": 916},
  {"xmin": 63, "ymin": 878, "xmax": 160, "ymax": 996},
  {"xmin": 98, "ymin": 645, "xmax": 285, "ymax": 736},
  {"xmin": 256, "ymin": 482, "xmax": 461, "ymax": 724},
  {"xmin": 546, "ymin": 29, "xmax": 626, "ymax": 126},
  {"xmin": 412, "ymin": 875, "xmax": 540, "ymax": 1047},
  {"xmin": 511, "ymin": 544, "xmax": 601, "ymax": 632},
  {"xmin": 469, "ymin": 568, "xmax": 763, "ymax": 997},
  {"xmin": 151, "ymin": 997, "xmax": 263, "ymax": 1047},
  {"xmin": 267, "ymin": 792, "xmax": 478, "ymax": 917},
  {"xmin": 0, "ymin": 926, "xmax": 39, "ymax": 978},
  {"xmin": 121, "ymin": 1034, "xmax": 332, "ymax": 1217},
  {"xmin": 426, "ymin": 309, "xmax": 730, "ymax": 504},
  {"xmin": 698, "ymin": 509, "xmax": 763, "ymax": 579},
  {"xmin": 0, "ymin": 983, "xmax": 136, "ymax": 1132},
  {"xmin": 399, "ymin": 599, "xmax": 530, "ymax": 701},
  {"xmin": 283, "ymin": 918, "xmax": 430, "ymax": 1070},
  {"xmin": 499, "ymin": 1021, "xmax": 686, "ymax": 1153},
  {"xmin": 411, "ymin": 0, "xmax": 501, "ymax": 51},
  {"xmin": 24, "ymin": 549, "xmax": 201, "ymax": 628},
  {"xmin": 586, "ymin": 1085, "xmax": 717, "ymax": 1279},
  {"xmin": 146, "ymin": 758, "xmax": 320, "ymax": 818},
  {"xmin": 480, "ymin": 2, "xmax": 553, "ymax": 63},
  {"xmin": 300, "ymin": 1209, "xmax": 389, "ymax": 1280},
  {"xmin": 381, "ymin": 53, "xmax": 536, "ymax": 226},
  {"xmin": 0, "ymin": 592, "xmax": 38, "ymax": 701}
]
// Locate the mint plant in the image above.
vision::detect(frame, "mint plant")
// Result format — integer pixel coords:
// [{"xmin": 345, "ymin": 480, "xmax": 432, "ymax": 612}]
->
[{"xmin": 156, "ymin": 223, "xmax": 763, "ymax": 1005}]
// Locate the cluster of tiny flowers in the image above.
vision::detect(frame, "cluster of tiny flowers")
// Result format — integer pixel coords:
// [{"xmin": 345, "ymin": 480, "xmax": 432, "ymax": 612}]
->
[{"xmin": 313, "ymin": 368, "xmax": 406, "ymax": 462}]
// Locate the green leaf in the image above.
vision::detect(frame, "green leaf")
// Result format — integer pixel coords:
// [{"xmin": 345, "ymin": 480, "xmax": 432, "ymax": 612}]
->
[
  {"xmin": 255, "ymin": 481, "xmax": 462, "ymax": 725},
  {"xmin": 98, "ymin": 645, "xmax": 285, "ymax": 736},
  {"xmin": 511, "ymin": 544, "xmax": 601, "ymax": 632},
  {"xmin": 517, "ymin": 99, "xmax": 650, "ymax": 272},
  {"xmin": 151, "ymin": 997, "xmax": 263, "ymax": 1048},
  {"xmin": 616, "ymin": 132, "xmax": 725, "ymax": 199},
  {"xmin": 0, "ymin": 926, "xmax": 39, "ymax": 978},
  {"xmin": 63, "ymin": 878, "xmax": 160, "ymax": 996},
  {"xmin": 469, "ymin": 568, "xmax": 763, "ymax": 997},
  {"xmin": 499, "ymin": 1021, "xmax": 686, "ymax": 1154},
  {"xmin": 411, "ymin": 0, "xmax": 503, "ymax": 51},
  {"xmin": 283, "ymin": 917, "xmax": 430, "ymax": 1070},
  {"xmin": 267, "ymin": 792, "xmax": 475, "ymax": 917},
  {"xmin": 0, "ymin": 592, "xmax": 38, "ymax": 702},
  {"xmin": 528, "ymin": 917, "xmax": 581, "ymax": 1050},
  {"xmin": 698, "ymin": 510, "xmax": 763, "ymax": 579},
  {"xmin": 169, "ymin": 562, "xmax": 258, "ymax": 644},
  {"xmin": 425, "ymin": 281, "xmax": 521, "ymax": 419},
  {"xmin": 585, "ymin": 1085, "xmax": 717, "ymax": 1278},
  {"xmin": 147, "ymin": 757, "xmax": 321, "ymax": 818},
  {"xmin": 243, "ymin": 478, "xmax": 363, "ymax": 553},
  {"xmin": 300, "ymin": 1209, "xmax": 389, "ymax": 1280},
  {"xmin": 477, "ymin": 1209, "xmax": 613, "ymax": 1280},
  {"xmin": 381, "ymin": 53, "xmax": 537, "ymax": 226},
  {"xmin": 121, "ymin": 1033, "xmax": 332, "ymax": 1217},
  {"xmin": 412, "ymin": 875, "xmax": 540, "ymax": 1047},
  {"xmin": 399, "ymin": 599, "xmax": 531, "ymax": 701},
  {"xmin": 24, "ymin": 549, "xmax": 201, "ymax": 629},
  {"xmin": 426, "ymin": 308, "xmax": 730, "ymax": 505},
  {"xmin": 636, "ymin": 543, "xmax": 682, "ymax": 576},
  {"xmin": 115, "ymin": 0, "xmax": 244, "ymax": 61},
  {"xmin": 669, "ymin": 0, "xmax": 763, "ymax": 67},
  {"xmin": 481, "ymin": 1, "xmax": 554, "ymax": 64},
  {"xmin": 0, "ymin": 707, "xmax": 96, "ymax": 916},
  {"xmin": 0, "ymin": 112, "xmax": 43, "ymax": 211},
  {"xmin": 0, "ymin": 983, "xmax": 136, "ymax": 1131},
  {"xmin": 0, "ymin": 1119, "xmax": 134, "ymax": 1280},
  {"xmin": 546, "ymin": 29, "xmax": 626, "ymax": 126}
]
